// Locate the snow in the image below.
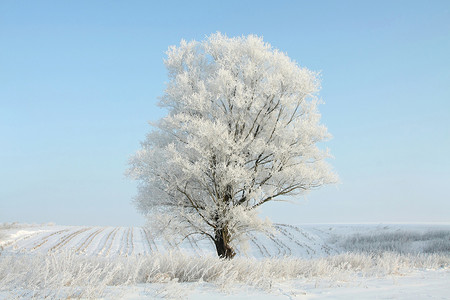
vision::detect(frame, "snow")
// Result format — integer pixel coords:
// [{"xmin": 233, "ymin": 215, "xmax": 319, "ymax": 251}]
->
[
  {"xmin": 1, "ymin": 223, "xmax": 449, "ymax": 299},
  {"xmin": 104, "ymin": 270, "xmax": 450, "ymax": 299}
]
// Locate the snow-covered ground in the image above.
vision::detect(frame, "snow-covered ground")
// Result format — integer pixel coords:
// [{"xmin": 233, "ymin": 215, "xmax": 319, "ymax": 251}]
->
[
  {"xmin": 3, "ymin": 222, "xmax": 449, "ymax": 258},
  {"xmin": 1, "ymin": 223, "xmax": 449, "ymax": 299},
  {"xmin": 106, "ymin": 269, "xmax": 450, "ymax": 300}
]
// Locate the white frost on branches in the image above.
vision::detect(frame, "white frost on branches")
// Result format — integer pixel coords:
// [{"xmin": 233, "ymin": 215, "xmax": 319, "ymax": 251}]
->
[{"xmin": 127, "ymin": 33, "xmax": 337, "ymax": 256}]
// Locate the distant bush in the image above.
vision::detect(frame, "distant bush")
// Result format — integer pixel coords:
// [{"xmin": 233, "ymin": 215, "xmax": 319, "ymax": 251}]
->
[
  {"xmin": 0, "ymin": 223, "xmax": 20, "ymax": 248},
  {"xmin": 341, "ymin": 231, "xmax": 450, "ymax": 254},
  {"xmin": 0, "ymin": 222, "xmax": 19, "ymax": 231},
  {"xmin": 424, "ymin": 239, "xmax": 450, "ymax": 254}
]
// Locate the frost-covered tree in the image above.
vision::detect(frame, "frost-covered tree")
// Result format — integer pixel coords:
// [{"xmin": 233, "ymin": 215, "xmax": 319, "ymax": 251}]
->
[{"xmin": 128, "ymin": 33, "xmax": 337, "ymax": 259}]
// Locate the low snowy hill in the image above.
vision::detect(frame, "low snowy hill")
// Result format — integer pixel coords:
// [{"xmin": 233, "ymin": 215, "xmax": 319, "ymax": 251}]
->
[{"xmin": 1, "ymin": 223, "xmax": 449, "ymax": 258}]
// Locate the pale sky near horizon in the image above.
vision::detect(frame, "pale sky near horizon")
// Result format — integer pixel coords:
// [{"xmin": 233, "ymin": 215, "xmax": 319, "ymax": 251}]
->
[{"xmin": 1, "ymin": 1, "xmax": 449, "ymax": 226}]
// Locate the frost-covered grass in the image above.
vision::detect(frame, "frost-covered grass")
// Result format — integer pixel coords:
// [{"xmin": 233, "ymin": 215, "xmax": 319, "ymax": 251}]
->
[
  {"xmin": 341, "ymin": 230, "xmax": 450, "ymax": 254},
  {"xmin": 1, "ymin": 250, "xmax": 449, "ymax": 299}
]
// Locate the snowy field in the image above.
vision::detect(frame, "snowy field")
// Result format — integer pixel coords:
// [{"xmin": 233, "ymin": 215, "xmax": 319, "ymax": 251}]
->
[{"xmin": 1, "ymin": 223, "xmax": 449, "ymax": 299}]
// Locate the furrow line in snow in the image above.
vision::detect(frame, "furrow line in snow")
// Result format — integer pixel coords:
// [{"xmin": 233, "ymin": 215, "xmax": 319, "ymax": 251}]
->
[
  {"xmin": 320, "ymin": 242, "xmax": 339, "ymax": 256},
  {"xmin": 50, "ymin": 227, "xmax": 91, "ymax": 252},
  {"xmin": 76, "ymin": 227, "xmax": 105, "ymax": 254},
  {"xmin": 278, "ymin": 224, "xmax": 316, "ymax": 242},
  {"xmin": 129, "ymin": 227, "xmax": 135, "ymax": 256},
  {"xmin": 276, "ymin": 226, "xmax": 316, "ymax": 255},
  {"xmin": 125, "ymin": 227, "xmax": 131, "ymax": 255},
  {"xmin": 267, "ymin": 233, "xmax": 282, "ymax": 256},
  {"xmin": 278, "ymin": 225, "xmax": 344, "ymax": 256},
  {"xmin": 123, "ymin": 228, "xmax": 129, "ymax": 256},
  {"xmin": 97, "ymin": 227, "xmax": 117, "ymax": 256},
  {"xmin": 29, "ymin": 229, "xmax": 69, "ymax": 252},
  {"xmin": 143, "ymin": 228, "xmax": 159, "ymax": 252},
  {"xmin": 91, "ymin": 227, "xmax": 113, "ymax": 256},
  {"xmin": 268, "ymin": 233, "xmax": 291, "ymax": 257},
  {"xmin": 118, "ymin": 228, "xmax": 129, "ymax": 256},
  {"xmin": 139, "ymin": 228, "xmax": 151, "ymax": 254},
  {"xmin": 247, "ymin": 232, "xmax": 267, "ymax": 257},
  {"xmin": 102, "ymin": 227, "xmax": 120, "ymax": 257},
  {"xmin": 252, "ymin": 231, "xmax": 271, "ymax": 257},
  {"xmin": 2, "ymin": 230, "xmax": 42, "ymax": 250}
]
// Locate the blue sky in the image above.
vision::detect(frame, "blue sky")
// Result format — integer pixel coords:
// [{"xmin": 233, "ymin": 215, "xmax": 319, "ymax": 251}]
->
[{"xmin": 1, "ymin": 1, "xmax": 449, "ymax": 226}]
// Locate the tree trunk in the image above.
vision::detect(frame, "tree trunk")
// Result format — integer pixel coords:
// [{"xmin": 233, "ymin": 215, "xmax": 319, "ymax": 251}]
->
[{"xmin": 214, "ymin": 227, "xmax": 235, "ymax": 259}]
